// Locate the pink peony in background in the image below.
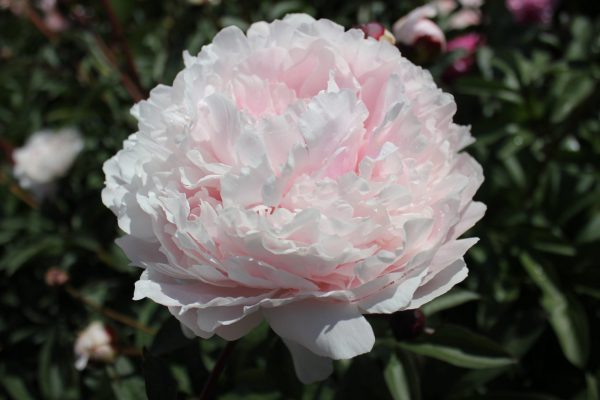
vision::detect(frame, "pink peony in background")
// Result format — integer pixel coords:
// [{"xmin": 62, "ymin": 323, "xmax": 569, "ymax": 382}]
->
[
  {"xmin": 102, "ymin": 14, "xmax": 485, "ymax": 383},
  {"xmin": 393, "ymin": 5, "xmax": 446, "ymax": 51},
  {"xmin": 444, "ymin": 33, "xmax": 484, "ymax": 81},
  {"xmin": 506, "ymin": 0, "xmax": 558, "ymax": 25}
]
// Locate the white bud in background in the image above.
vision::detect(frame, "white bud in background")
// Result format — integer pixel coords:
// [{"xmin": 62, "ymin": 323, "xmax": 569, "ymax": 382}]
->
[
  {"xmin": 13, "ymin": 128, "xmax": 83, "ymax": 195},
  {"xmin": 74, "ymin": 322, "xmax": 116, "ymax": 370}
]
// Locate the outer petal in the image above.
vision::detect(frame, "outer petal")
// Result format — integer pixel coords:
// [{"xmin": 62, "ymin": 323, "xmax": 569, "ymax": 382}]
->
[
  {"xmin": 283, "ymin": 338, "xmax": 334, "ymax": 384},
  {"xmin": 358, "ymin": 267, "xmax": 428, "ymax": 314},
  {"xmin": 263, "ymin": 300, "xmax": 375, "ymax": 360},
  {"xmin": 406, "ymin": 258, "xmax": 468, "ymax": 309}
]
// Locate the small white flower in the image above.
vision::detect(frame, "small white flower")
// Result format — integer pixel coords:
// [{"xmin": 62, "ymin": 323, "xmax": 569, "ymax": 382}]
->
[
  {"xmin": 74, "ymin": 322, "xmax": 115, "ymax": 370},
  {"xmin": 13, "ymin": 128, "xmax": 83, "ymax": 193}
]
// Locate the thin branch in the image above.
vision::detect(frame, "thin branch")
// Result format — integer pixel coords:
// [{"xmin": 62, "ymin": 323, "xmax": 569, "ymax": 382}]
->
[
  {"xmin": 0, "ymin": 170, "xmax": 38, "ymax": 209},
  {"xmin": 66, "ymin": 285, "xmax": 156, "ymax": 335},
  {"xmin": 0, "ymin": 138, "xmax": 14, "ymax": 164},
  {"xmin": 93, "ymin": 33, "xmax": 145, "ymax": 103},
  {"xmin": 22, "ymin": 2, "xmax": 58, "ymax": 41},
  {"xmin": 99, "ymin": 0, "xmax": 143, "ymax": 93},
  {"xmin": 199, "ymin": 341, "xmax": 237, "ymax": 400}
]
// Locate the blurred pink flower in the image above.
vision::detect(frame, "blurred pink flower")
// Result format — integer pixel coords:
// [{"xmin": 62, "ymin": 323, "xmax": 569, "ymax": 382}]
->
[
  {"xmin": 433, "ymin": 0, "xmax": 458, "ymax": 16},
  {"xmin": 103, "ymin": 14, "xmax": 485, "ymax": 383},
  {"xmin": 393, "ymin": 5, "xmax": 446, "ymax": 51},
  {"xmin": 0, "ymin": 0, "xmax": 25, "ymax": 15},
  {"xmin": 448, "ymin": 8, "xmax": 482, "ymax": 30},
  {"xmin": 459, "ymin": 0, "xmax": 484, "ymax": 8},
  {"xmin": 74, "ymin": 322, "xmax": 116, "ymax": 370},
  {"xmin": 444, "ymin": 33, "xmax": 484, "ymax": 80},
  {"xmin": 45, "ymin": 267, "xmax": 69, "ymax": 287},
  {"xmin": 38, "ymin": 0, "xmax": 68, "ymax": 32},
  {"xmin": 506, "ymin": 0, "xmax": 557, "ymax": 25}
]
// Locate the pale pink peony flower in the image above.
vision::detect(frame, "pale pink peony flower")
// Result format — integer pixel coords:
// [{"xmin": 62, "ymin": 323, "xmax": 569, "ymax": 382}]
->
[
  {"xmin": 393, "ymin": 5, "xmax": 446, "ymax": 51},
  {"xmin": 13, "ymin": 128, "xmax": 83, "ymax": 193},
  {"xmin": 506, "ymin": 0, "xmax": 557, "ymax": 25},
  {"xmin": 102, "ymin": 14, "xmax": 485, "ymax": 383},
  {"xmin": 74, "ymin": 322, "xmax": 116, "ymax": 370}
]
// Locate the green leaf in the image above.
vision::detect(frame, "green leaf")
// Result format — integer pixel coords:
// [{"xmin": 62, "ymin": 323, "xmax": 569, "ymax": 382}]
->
[
  {"xmin": 388, "ymin": 325, "xmax": 516, "ymax": 369},
  {"xmin": 384, "ymin": 352, "xmax": 421, "ymax": 400},
  {"xmin": 460, "ymin": 393, "xmax": 561, "ymax": 400},
  {"xmin": 586, "ymin": 372, "xmax": 600, "ymax": 400},
  {"xmin": 268, "ymin": 1, "xmax": 306, "ymax": 19},
  {"xmin": 520, "ymin": 253, "xmax": 590, "ymax": 368},
  {"xmin": 0, "ymin": 375, "xmax": 35, "ymax": 400},
  {"xmin": 1, "ymin": 237, "xmax": 62, "ymax": 275},
  {"xmin": 38, "ymin": 330, "xmax": 63, "ymax": 400},
  {"xmin": 143, "ymin": 349, "xmax": 178, "ymax": 400},
  {"xmin": 550, "ymin": 74, "xmax": 596, "ymax": 123},
  {"xmin": 421, "ymin": 288, "xmax": 480, "ymax": 316}
]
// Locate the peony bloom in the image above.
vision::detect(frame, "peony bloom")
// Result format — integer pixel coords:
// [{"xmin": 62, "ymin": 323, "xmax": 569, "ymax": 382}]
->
[
  {"xmin": 393, "ymin": 5, "xmax": 446, "ymax": 52},
  {"xmin": 444, "ymin": 33, "xmax": 484, "ymax": 81},
  {"xmin": 13, "ymin": 128, "xmax": 83, "ymax": 193},
  {"xmin": 102, "ymin": 14, "xmax": 485, "ymax": 383},
  {"xmin": 74, "ymin": 322, "xmax": 116, "ymax": 370},
  {"xmin": 506, "ymin": 0, "xmax": 557, "ymax": 25}
]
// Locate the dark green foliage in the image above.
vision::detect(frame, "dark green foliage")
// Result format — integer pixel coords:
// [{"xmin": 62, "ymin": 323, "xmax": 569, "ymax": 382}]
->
[{"xmin": 0, "ymin": 1, "xmax": 599, "ymax": 399}]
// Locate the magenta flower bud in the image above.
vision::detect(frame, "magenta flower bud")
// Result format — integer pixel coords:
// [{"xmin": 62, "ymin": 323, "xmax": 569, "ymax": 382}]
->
[
  {"xmin": 506, "ymin": 0, "xmax": 558, "ymax": 25},
  {"xmin": 390, "ymin": 309, "xmax": 427, "ymax": 340},
  {"xmin": 443, "ymin": 33, "xmax": 483, "ymax": 81}
]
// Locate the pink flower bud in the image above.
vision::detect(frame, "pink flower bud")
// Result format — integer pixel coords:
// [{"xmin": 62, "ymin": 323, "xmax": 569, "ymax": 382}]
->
[
  {"xmin": 43, "ymin": 10, "xmax": 68, "ymax": 33},
  {"xmin": 506, "ymin": 0, "xmax": 558, "ymax": 25},
  {"xmin": 444, "ymin": 33, "xmax": 483, "ymax": 81},
  {"xmin": 45, "ymin": 267, "xmax": 69, "ymax": 287},
  {"xmin": 393, "ymin": 5, "xmax": 447, "ymax": 51},
  {"xmin": 356, "ymin": 22, "xmax": 396, "ymax": 45},
  {"xmin": 74, "ymin": 322, "xmax": 116, "ymax": 370}
]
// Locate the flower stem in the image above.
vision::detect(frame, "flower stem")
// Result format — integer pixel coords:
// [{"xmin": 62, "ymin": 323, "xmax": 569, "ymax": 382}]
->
[
  {"xmin": 199, "ymin": 340, "xmax": 237, "ymax": 400},
  {"xmin": 65, "ymin": 285, "xmax": 156, "ymax": 335},
  {"xmin": 0, "ymin": 170, "xmax": 38, "ymax": 209},
  {"xmin": 99, "ymin": 0, "xmax": 143, "ymax": 94},
  {"xmin": 23, "ymin": 2, "xmax": 58, "ymax": 41}
]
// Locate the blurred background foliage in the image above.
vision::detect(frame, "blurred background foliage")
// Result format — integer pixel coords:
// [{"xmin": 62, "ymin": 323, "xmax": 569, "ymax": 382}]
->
[{"xmin": 1, "ymin": 0, "xmax": 599, "ymax": 399}]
